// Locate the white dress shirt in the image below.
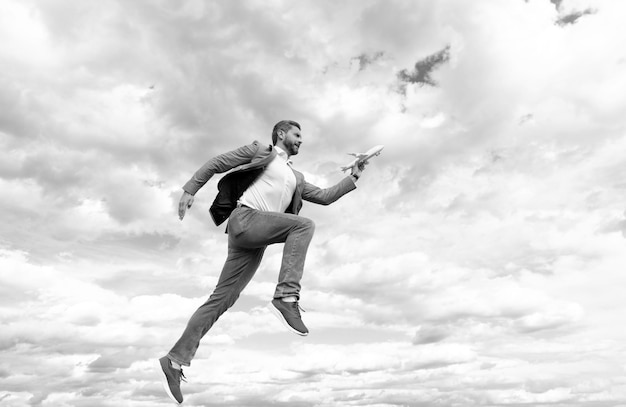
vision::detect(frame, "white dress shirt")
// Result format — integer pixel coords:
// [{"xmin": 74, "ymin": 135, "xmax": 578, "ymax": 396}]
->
[{"xmin": 239, "ymin": 146, "xmax": 297, "ymax": 212}]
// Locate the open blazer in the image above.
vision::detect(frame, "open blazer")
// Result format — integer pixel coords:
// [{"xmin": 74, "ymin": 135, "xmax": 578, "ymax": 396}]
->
[{"xmin": 182, "ymin": 141, "xmax": 357, "ymax": 226}]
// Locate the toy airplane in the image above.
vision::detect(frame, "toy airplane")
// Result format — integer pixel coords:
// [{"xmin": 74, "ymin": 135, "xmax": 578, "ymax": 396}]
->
[{"xmin": 340, "ymin": 145, "xmax": 384, "ymax": 172}]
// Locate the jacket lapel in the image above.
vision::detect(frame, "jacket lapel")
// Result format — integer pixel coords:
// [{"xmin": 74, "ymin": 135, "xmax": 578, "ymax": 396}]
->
[{"xmin": 286, "ymin": 168, "xmax": 305, "ymax": 215}]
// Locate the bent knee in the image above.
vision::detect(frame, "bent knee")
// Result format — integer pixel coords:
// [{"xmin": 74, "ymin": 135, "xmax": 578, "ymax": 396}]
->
[{"xmin": 300, "ymin": 217, "xmax": 315, "ymax": 232}]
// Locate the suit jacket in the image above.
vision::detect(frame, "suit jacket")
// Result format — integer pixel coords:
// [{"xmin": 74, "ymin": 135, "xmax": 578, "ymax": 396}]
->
[{"xmin": 182, "ymin": 140, "xmax": 357, "ymax": 226}]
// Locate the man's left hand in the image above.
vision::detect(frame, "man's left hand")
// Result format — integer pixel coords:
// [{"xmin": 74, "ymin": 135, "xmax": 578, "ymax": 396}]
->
[{"xmin": 351, "ymin": 161, "xmax": 367, "ymax": 179}]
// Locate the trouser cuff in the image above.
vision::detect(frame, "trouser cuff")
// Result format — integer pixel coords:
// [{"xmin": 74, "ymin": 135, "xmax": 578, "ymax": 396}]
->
[{"xmin": 167, "ymin": 353, "xmax": 190, "ymax": 367}]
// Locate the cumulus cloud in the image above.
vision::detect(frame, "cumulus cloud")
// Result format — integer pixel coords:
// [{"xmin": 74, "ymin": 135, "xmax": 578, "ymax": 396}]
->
[{"xmin": 2, "ymin": 0, "xmax": 626, "ymax": 406}]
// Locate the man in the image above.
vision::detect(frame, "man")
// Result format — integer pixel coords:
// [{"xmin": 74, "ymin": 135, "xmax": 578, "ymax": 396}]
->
[{"xmin": 158, "ymin": 120, "xmax": 366, "ymax": 404}]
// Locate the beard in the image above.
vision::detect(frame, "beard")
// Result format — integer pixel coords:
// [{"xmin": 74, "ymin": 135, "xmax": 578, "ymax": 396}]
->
[{"xmin": 285, "ymin": 139, "xmax": 300, "ymax": 156}]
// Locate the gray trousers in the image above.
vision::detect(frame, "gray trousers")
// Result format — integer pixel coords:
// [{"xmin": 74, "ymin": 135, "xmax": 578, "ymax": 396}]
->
[{"xmin": 167, "ymin": 206, "xmax": 315, "ymax": 366}]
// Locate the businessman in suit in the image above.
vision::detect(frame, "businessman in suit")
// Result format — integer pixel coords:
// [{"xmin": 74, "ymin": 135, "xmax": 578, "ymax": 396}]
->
[{"xmin": 159, "ymin": 120, "xmax": 366, "ymax": 404}]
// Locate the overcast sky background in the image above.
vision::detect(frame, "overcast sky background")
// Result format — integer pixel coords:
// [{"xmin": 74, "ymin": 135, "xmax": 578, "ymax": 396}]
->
[{"xmin": 2, "ymin": 0, "xmax": 626, "ymax": 406}]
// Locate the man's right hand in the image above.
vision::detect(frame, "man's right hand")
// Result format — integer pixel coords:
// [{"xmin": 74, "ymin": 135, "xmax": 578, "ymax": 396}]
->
[{"xmin": 178, "ymin": 191, "xmax": 195, "ymax": 220}]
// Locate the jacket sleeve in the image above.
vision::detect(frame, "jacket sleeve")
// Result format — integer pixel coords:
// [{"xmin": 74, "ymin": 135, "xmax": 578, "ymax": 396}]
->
[
  {"xmin": 182, "ymin": 141, "xmax": 260, "ymax": 195},
  {"xmin": 301, "ymin": 176, "xmax": 357, "ymax": 205}
]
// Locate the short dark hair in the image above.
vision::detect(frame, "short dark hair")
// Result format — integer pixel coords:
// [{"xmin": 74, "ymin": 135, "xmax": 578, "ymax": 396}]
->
[{"xmin": 272, "ymin": 120, "xmax": 300, "ymax": 145}]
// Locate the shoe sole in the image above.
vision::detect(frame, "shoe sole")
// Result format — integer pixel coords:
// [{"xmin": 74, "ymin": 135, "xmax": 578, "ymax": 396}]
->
[
  {"xmin": 267, "ymin": 302, "xmax": 308, "ymax": 336},
  {"xmin": 157, "ymin": 358, "xmax": 183, "ymax": 405}
]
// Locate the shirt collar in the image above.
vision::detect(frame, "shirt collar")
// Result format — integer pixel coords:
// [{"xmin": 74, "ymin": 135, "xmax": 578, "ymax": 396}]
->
[{"xmin": 274, "ymin": 146, "xmax": 292, "ymax": 165}]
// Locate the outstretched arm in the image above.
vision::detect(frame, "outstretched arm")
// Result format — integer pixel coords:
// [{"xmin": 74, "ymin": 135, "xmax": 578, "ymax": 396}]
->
[
  {"xmin": 178, "ymin": 141, "xmax": 260, "ymax": 220},
  {"xmin": 182, "ymin": 142, "xmax": 260, "ymax": 196},
  {"xmin": 302, "ymin": 162, "xmax": 367, "ymax": 205}
]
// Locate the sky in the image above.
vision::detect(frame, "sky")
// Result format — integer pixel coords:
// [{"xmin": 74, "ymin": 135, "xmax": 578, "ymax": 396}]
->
[{"xmin": 1, "ymin": 0, "xmax": 626, "ymax": 406}]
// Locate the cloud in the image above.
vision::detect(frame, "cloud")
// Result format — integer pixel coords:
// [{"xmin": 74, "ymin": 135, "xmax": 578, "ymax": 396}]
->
[
  {"xmin": 551, "ymin": 0, "xmax": 598, "ymax": 26},
  {"xmin": 397, "ymin": 45, "xmax": 451, "ymax": 90},
  {"xmin": 413, "ymin": 324, "xmax": 451, "ymax": 344},
  {"xmin": 556, "ymin": 8, "xmax": 596, "ymax": 26},
  {"xmin": 2, "ymin": 0, "xmax": 626, "ymax": 406},
  {"xmin": 351, "ymin": 51, "xmax": 385, "ymax": 71}
]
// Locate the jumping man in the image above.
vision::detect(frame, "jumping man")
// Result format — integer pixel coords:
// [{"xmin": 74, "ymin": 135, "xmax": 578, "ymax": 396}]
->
[{"xmin": 158, "ymin": 120, "xmax": 366, "ymax": 404}]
